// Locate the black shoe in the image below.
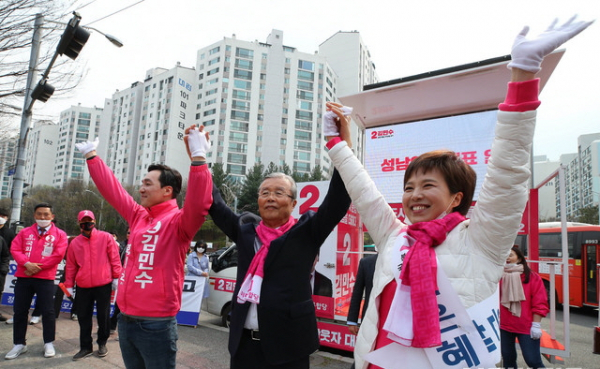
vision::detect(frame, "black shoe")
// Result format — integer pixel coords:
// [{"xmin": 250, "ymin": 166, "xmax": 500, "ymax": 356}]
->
[
  {"xmin": 73, "ymin": 349, "xmax": 93, "ymax": 360},
  {"xmin": 0, "ymin": 314, "xmax": 7, "ymax": 322},
  {"xmin": 98, "ymin": 345, "xmax": 108, "ymax": 357}
]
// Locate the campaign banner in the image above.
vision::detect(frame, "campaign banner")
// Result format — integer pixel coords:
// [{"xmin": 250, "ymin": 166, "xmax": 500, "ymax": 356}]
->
[
  {"xmin": 292, "ymin": 181, "xmax": 362, "ymax": 322},
  {"xmin": 335, "ymin": 203, "xmax": 361, "ymax": 317},
  {"xmin": 365, "ymin": 110, "xmax": 497, "ymax": 204},
  {"xmin": 313, "ymin": 295, "xmax": 334, "ymax": 319},
  {"xmin": 318, "ymin": 320, "xmax": 357, "ymax": 351},
  {"xmin": 2, "ymin": 260, "xmax": 115, "ymax": 315},
  {"xmin": 176, "ymin": 275, "xmax": 206, "ymax": 326}
]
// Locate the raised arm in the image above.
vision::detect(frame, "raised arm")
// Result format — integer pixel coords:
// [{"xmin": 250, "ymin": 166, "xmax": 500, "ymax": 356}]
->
[{"xmin": 469, "ymin": 16, "xmax": 594, "ymax": 264}]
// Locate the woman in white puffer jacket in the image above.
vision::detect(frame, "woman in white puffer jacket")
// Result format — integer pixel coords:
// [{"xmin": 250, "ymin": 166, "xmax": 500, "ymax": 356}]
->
[{"xmin": 324, "ymin": 17, "xmax": 592, "ymax": 369}]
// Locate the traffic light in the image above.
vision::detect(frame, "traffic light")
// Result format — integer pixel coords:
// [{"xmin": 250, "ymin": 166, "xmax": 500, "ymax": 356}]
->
[
  {"xmin": 30, "ymin": 79, "xmax": 55, "ymax": 102},
  {"xmin": 56, "ymin": 12, "xmax": 90, "ymax": 60}
]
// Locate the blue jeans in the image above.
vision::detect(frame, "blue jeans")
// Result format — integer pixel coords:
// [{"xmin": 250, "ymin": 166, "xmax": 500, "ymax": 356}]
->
[
  {"xmin": 118, "ymin": 315, "xmax": 178, "ymax": 369},
  {"xmin": 501, "ymin": 329, "xmax": 545, "ymax": 369}
]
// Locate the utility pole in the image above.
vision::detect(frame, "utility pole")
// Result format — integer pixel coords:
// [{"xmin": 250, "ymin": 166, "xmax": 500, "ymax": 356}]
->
[{"xmin": 10, "ymin": 14, "xmax": 43, "ymax": 227}]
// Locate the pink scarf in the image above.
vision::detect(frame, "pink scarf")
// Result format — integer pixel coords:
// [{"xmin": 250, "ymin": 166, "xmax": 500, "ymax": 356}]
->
[
  {"xmin": 236, "ymin": 217, "xmax": 297, "ymax": 304},
  {"xmin": 396, "ymin": 212, "xmax": 465, "ymax": 348}
]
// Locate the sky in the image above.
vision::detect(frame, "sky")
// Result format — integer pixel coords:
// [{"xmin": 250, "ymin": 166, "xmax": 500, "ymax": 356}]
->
[{"xmin": 27, "ymin": 0, "xmax": 600, "ymax": 162}]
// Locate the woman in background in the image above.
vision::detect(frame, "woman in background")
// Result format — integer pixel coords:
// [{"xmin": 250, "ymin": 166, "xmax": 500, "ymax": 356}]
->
[{"xmin": 500, "ymin": 246, "xmax": 549, "ymax": 369}]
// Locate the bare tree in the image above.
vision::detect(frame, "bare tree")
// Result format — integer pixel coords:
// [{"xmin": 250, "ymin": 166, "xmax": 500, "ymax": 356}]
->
[{"xmin": 0, "ymin": 0, "xmax": 87, "ymax": 124}]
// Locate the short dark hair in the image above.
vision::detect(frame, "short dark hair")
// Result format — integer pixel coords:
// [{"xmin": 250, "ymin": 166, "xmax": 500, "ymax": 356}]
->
[
  {"xmin": 34, "ymin": 202, "xmax": 53, "ymax": 213},
  {"xmin": 0, "ymin": 208, "xmax": 9, "ymax": 217},
  {"xmin": 147, "ymin": 164, "xmax": 182, "ymax": 199},
  {"xmin": 404, "ymin": 150, "xmax": 476, "ymax": 216}
]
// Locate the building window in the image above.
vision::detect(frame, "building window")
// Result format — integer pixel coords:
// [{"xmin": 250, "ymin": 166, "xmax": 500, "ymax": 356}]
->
[
  {"xmin": 234, "ymin": 69, "xmax": 252, "ymax": 80},
  {"xmin": 233, "ymin": 80, "xmax": 252, "ymax": 90},
  {"xmin": 298, "ymin": 60, "xmax": 315, "ymax": 71},
  {"xmin": 236, "ymin": 47, "xmax": 253, "ymax": 59}
]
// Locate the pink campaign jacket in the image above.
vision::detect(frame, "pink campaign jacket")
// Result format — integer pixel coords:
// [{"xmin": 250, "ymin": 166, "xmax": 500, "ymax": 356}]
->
[
  {"xmin": 87, "ymin": 156, "xmax": 212, "ymax": 318},
  {"xmin": 500, "ymin": 272, "xmax": 549, "ymax": 335},
  {"xmin": 11, "ymin": 223, "xmax": 68, "ymax": 280},
  {"xmin": 65, "ymin": 229, "xmax": 122, "ymax": 289}
]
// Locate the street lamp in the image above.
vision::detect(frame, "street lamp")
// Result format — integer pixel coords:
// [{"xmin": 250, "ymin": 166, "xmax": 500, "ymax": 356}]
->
[
  {"xmin": 44, "ymin": 20, "xmax": 124, "ymax": 48},
  {"xmin": 9, "ymin": 13, "xmax": 122, "ymax": 227},
  {"xmin": 84, "ymin": 190, "xmax": 104, "ymax": 229}
]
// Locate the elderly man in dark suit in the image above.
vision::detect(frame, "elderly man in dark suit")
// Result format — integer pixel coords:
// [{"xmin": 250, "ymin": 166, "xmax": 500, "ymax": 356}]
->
[{"xmin": 208, "ymin": 169, "xmax": 350, "ymax": 369}]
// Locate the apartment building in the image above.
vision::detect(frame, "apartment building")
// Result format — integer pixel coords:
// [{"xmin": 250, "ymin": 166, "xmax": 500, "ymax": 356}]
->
[
  {"xmin": 24, "ymin": 120, "xmax": 59, "ymax": 188},
  {"xmin": 194, "ymin": 29, "xmax": 340, "ymax": 179},
  {"xmin": 53, "ymin": 105, "xmax": 102, "ymax": 187}
]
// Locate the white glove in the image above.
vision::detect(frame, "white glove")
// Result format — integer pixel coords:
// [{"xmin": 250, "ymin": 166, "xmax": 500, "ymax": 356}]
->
[
  {"xmin": 66, "ymin": 287, "xmax": 74, "ymax": 297},
  {"xmin": 187, "ymin": 127, "xmax": 211, "ymax": 158},
  {"xmin": 508, "ymin": 15, "xmax": 594, "ymax": 73},
  {"xmin": 323, "ymin": 106, "xmax": 353, "ymax": 137},
  {"xmin": 75, "ymin": 137, "xmax": 100, "ymax": 155},
  {"xmin": 530, "ymin": 322, "xmax": 543, "ymax": 339},
  {"xmin": 112, "ymin": 278, "xmax": 118, "ymax": 290}
]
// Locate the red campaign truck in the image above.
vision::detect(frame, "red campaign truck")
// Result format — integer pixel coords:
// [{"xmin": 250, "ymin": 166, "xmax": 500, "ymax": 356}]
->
[{"xmin": 203, "ymin": 180, "xmax": 362, "ymax": 352}]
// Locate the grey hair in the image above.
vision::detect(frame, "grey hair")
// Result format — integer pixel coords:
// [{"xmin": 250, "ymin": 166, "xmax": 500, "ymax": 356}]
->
[{"xmin": 262, "ymin": 172, "xmax": 297, "ymax": 200}]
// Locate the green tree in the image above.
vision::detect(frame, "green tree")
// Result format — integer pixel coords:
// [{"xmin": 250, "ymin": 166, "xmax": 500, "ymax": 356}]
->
[
  {"xmin": 238, "ymin": 163, "xmax": 264, "ymax": 215},
  {"xmin": 211, "ymin": 162, "xmax": 227, "ymax": 193},
  {"xmin": 292, "ymin": 171, "xmax": 310, "ymax": 183},
  {"xmin": 264, "ymin": 162, "xmax": 278, "ymax": 175},
  {"xmin": 309, "ymin": 165, "xmax": 324, "ymax": 181},
  {"xmin": 279, "ymin": 162, "xmax": 292, "ymax": 176},
  {"xmin": 576, "ymin": 205, "xmax": 599, "ymax": 225}
]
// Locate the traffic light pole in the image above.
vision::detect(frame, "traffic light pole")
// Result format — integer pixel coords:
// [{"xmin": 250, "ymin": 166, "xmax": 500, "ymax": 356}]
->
[{"xmin": 10, "ymin": 14, "xmax": 43, "ymax": 227}]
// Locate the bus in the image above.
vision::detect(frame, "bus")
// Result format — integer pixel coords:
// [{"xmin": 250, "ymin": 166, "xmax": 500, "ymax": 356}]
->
[{"xmin": 514, "ymin": 222, "xmax": 600, "ymax": 308}]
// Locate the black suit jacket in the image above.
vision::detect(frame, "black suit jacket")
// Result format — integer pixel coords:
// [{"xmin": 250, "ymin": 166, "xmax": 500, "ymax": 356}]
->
[
  {"xmin": 209, "ymin": 169, "xmax": 350, "ymax": 365},
  {"xmin": 313, "ymin": 271, "xmax": 333, "ymax": 297},
  {"xmin": 347, "ymin": 254, "xmax": 377, "ymax": 323}
]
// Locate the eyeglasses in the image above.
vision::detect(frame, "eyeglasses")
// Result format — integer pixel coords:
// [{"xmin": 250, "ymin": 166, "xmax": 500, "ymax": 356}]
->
[{"xmin": 258, "ymin": 190, "xmax": 293, "ymax": 199}]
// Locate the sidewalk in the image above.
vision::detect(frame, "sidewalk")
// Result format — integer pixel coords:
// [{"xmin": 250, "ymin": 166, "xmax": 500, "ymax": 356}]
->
[{"xmin": 0, "ymin": 305, "xmax": 353, "ymax": 368}]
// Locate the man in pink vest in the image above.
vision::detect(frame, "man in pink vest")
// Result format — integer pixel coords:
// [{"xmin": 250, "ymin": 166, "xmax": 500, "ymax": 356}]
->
[
  {"xmin": 75, "ymin": 126, "xmax": 212, "ymax": 369},
  {"xmin": 6, "ymin": 203, "xmax": 68, "ymax": 360},
  {"xmin": 65, "ymin": 210, "xmax": 122, "ymax": 361}
]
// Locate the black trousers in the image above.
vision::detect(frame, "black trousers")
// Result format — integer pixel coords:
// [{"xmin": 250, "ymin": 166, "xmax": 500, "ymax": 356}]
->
[
  {"xmin": 231, "ymin": 330, "xmax": 310, "ymax": 369},
  {"xmin": 75, "ymin": 283, "xmax": 112, "ymax": 349},
  {"xmin": 13, "ymin": 278, "xmax": 55, "ymax": 344}
]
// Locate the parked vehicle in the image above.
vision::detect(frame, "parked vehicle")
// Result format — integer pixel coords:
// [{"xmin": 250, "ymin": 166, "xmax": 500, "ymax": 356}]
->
[{"xmin": 204, "ymin": 244, "xmax": 237, "ymax": 327}]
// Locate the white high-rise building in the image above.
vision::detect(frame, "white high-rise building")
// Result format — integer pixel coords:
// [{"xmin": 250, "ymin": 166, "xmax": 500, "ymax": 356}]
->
[
  {"xmin": 532, "ymin": 155, "xmax": 560, "ymax": 221},
  {"xmin": 102, "ymin": 64, "xmax": 197, "ymax": 186},
  {"xmin": 53, "ymin": 105, "xmax": 103, "ymax": 187},
  {"xmin": 102, "ymin": 83, "xmax": 144, "ymax": 185},
  {"xmin": 24, "ymin": 120, "xmax": 59, "ymax": 188},
  {"xmin": 195, "ymin": 30, "xmax": 339, "ymax": 179},
  {"xmin": 0, "ymin": 135, "xmax": 18, "ymax": 199},
  {"xmin": 319, "ymin": 31, "xmax": 379, "ymax": 160},
  {"xmin": 557, "ymin": 133, "xmax": 600, "ymax": 220}
]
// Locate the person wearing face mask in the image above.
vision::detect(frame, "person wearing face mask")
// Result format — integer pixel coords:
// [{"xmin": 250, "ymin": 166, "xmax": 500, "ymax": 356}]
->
[
  {"xmin": 324, "ymin": 16, "xmax": 592, "ymax": 369},
  {"xmin": 186, "ymin": 240, "xmax": 210, "ymax": 316},
  {"xmin": 6, "ymin": 203, "xmax": 68, "ymax": 360},
  {"xmin": 64, "ymin": 210, "xmax": 122, "ymax": 361}
]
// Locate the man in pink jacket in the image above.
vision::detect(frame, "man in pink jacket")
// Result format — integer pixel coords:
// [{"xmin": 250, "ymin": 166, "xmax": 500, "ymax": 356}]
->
[
  {"xmin": 65, "ymin": 210, "xmax": 122, "ymax": 361},
  {"xmin": 75, "ymin": 126, "xmax": 212, "ymax": 369},
  {"xmin": 6, "ymin": 203, "xmax": 68, "ymax": 360}
]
